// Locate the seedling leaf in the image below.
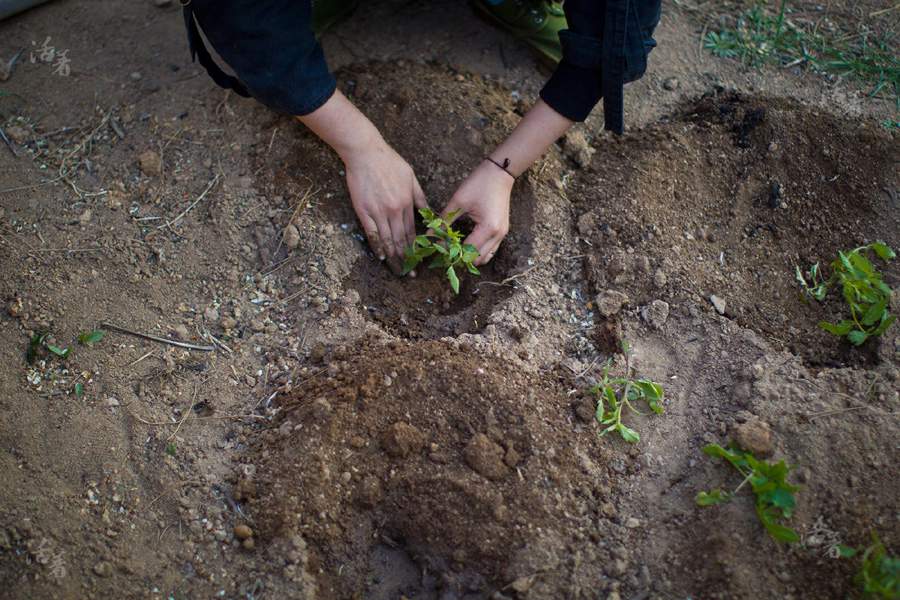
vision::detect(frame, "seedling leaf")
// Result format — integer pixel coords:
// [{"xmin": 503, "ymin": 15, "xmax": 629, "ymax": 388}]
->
[
  {"xmin": 74, "ymin": 382, "xmax": 84, "ymax": 398},
  {"xmin": 403, "ymin": 209, "xmax": 481, "ymax": 294},
  {"xmin": 801, "ymin": 243, "xmax": 895, "ymax": 344},
  {"xmin": 871, "ymin": 241, "xmax": 896, "ymax": 261},
  {"xmin": 698, "ymin": 444, "xmax": 800, "ymax": 543},
  {"xmin": 589, "ymin": 353, "xmax": 664, "ymax": 444},
  {"xmin": 847, "ymin": 330, "xmax": 868, "ymax": 346},
  {"xmin": 447, "ymin": 266, "xmax": 460, "ymax": 295},
  {"xmin": 47, "ymin": 344, "xmax": 70, "ymax": 358},
  {"xmin": 696, "ymin": 489, "xmax": 731, "ymax": 506},
  {"xmin": 78, "ymin": 329, "xmax": 106, "ymax": 346}
]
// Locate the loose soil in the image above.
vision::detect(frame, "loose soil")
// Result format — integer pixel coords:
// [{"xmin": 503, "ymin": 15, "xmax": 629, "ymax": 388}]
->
[
  {"xmin": 573, "ymin": 92, "xmax": 899, "ymax": 367},
  {"xmin": 0, "ymin": 2, "xmax": 897, "ymax": 600}
]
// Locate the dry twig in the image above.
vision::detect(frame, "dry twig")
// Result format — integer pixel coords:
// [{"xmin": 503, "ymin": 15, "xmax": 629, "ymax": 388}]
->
[{"xmin": 101, "ymin": 321, "xmax": 215, "ymax": 351}]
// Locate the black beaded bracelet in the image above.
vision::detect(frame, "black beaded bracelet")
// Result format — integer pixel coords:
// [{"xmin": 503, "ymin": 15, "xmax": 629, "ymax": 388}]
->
[{"xmin": 484, "ymin": 156, "xmax": 517, "ymax": 180}]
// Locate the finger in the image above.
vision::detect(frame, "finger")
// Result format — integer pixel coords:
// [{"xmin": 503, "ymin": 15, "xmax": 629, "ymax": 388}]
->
[
  {"xmin": 462, "ymin": 226, "xmax": 494, "ymax": 261},
  {"xmin": 441, "ymin": 197, "xmax": 464, "ymax": 224},
  {"xmin": 389, "ymin": 213, "xmax": 408, "ymax": 260},
  {"xmin": 412, "ymin": 178, "xmax": 427, "ymax": 210},
  {"xmin": 403, "ymin": 203, "xmax": 416, "ymax": 249},
  {"xmin": 375, "ymin": 216, "xmax": 395, "ymax": 258},
  {"xmin": 476, "ymin": 238, "xmax": 502, "ymax": 266},
  {"xmin": 385, "ymin": 254, "xmax": 404, "ymax": 276},
  {"xmin": 362, "ymin": 215, "xmax": 386, "ymax": 261}
]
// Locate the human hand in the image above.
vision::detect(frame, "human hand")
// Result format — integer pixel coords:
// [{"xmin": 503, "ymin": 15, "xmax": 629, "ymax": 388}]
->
[
  {"xmin": 443, "ymin": 160, "xmax": 513, "ymax": 266},
  {"xmin": 343, "ymin": 139, "xmax": 427, "ymax": 271}
]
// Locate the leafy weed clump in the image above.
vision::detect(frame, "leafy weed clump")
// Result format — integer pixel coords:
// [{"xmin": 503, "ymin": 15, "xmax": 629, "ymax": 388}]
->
[
  {"xmin": 697, "ymin": 444, "xmax": 800, "ymax": 543},
  {"xmin": 402, "ymin": 207, "xmax": 480, "ymax": 294},
  {"xmin": 796, "ymin": 241, "xmax": 896, "ymax": 345},
  {"xmin": 839, "ymin": 533, "xmax": 899, "ymax": 599},
  {"xmin": 589, "ymin": 343, "xmax": 664, "ymax": 443}
]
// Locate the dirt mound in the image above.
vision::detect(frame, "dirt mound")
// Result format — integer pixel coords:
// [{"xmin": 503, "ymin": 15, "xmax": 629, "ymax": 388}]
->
[
  {"xmin": 236, "ymin": 338, "xmax": 628, "ymax": 599},
  {"xmin": 574, "ymin": 93, "xmax": 899, "ymax": 366},
  {"xmin": 260, "ymin": 61, "xmax": 543, "ymax": 339}
]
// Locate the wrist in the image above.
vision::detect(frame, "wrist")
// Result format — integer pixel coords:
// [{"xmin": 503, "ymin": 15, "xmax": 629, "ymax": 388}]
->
[
  {"xmin": 479, "ymin": 158, "xmax": 516, "ymax": 191},
  {"xmin": 334, "ymin": 122, "xmax": 387, "ymax": 167}
]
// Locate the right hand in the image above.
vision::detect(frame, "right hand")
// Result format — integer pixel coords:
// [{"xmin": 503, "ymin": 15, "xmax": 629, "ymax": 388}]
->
[{"xmin": 343, "ymin": 140, "xmax": 427, "ymax": 271}]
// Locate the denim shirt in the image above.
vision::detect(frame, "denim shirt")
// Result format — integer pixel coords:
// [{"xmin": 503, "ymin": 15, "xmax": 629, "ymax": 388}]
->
[{"xmin": 185, "ymin": 0, "xmax": 660, "ymax": 134}]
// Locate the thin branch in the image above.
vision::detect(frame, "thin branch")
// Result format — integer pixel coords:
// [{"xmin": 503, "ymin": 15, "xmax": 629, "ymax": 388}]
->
[{"xmin": 101, "ymin": 321, "xmax": 215, "ymax": 351}]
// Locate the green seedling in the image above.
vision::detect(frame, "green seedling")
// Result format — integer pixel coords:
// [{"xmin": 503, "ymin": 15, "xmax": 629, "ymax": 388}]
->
[
  {"xmin": 77, "ymin": 329, "xmax": 105, "ymax": 346},
  {"xmin": 588, "ymin": 343, "xmax": 664, "ymax": 443},
  {"xmin": 74, "ymin": 382, "xmax": 84, "ymax": 398},
  {"xmin": 402, "ymin": 207, "xmax": 480, "ymax": 294},
  {"xmin": 697, "ymin": 444, "xmax": 800, "ymax": 543},
  {"xmin": 839, "ymin": 533, "xmax": 899, "ymax": 599},
  {"xmin": 26, "ymin": 332, "xmax": 70, "ymax": 363},
  {"xmin": 797, "ymin": 242, "xmax": 896, "ymax": 345},
  {"xmin": 165, "ymin": 442, "xmax": 177, "ymax": 457}
]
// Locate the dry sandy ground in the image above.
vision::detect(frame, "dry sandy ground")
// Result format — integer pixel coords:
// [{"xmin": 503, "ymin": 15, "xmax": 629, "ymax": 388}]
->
[{"xmin": 0, "ymin": 1, "xmax": 897, "ymax": 599}]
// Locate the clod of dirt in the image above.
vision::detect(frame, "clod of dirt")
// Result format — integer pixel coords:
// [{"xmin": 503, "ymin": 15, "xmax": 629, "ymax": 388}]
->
[
  {"xmin": 5, "ymin": 125, "xmax": 28, "ymax": 144},
  {"xmin": 380, "ymin": 422, "xmax": 426, "ymax": 458},
  {"xmin": 234, "ymin": 524, "xmax": 253, "ymax": 540},
  {"xmin": 239, "ymin": 338, "xmax": 618, "ymax": 598},
  {"xmin": 464, "ymin": 433, "xmax": 510, "ymax": 480},
  {"xmin": 573, "ymin": 397, "xmax": 596, "ymax": 423},
  {"xmin": 641, "ymin": 299, "xmax": 670, "ymax": 329},
  {"xmin": 138, "ymin": 149, "xmax": 162, "ymax": 176},
  {"xmin": 596, "ymin": 289, "xmax": 630, "ymax": 317},
  {"xmin": 562, "ymin": 128, "xmax": 595, "ymax": 168},
  {"xmin": 731, "ymin": 417, "xmax": 774, "ymax": 457},
  {"xmin": 283, "ymin": 224, "xmax": 300, "ymax": 249}
]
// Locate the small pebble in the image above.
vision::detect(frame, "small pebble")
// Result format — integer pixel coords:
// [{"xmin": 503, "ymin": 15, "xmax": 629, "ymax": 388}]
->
[{"xmin": 234, "ymin": 524, "xmax": 253, "ymax": 540}]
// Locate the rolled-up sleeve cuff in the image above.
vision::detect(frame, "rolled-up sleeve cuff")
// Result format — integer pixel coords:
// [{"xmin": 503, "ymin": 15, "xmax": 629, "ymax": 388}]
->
[{"xmin": 540, "ymin": 61, "xmax": 602, "ymax": 122}]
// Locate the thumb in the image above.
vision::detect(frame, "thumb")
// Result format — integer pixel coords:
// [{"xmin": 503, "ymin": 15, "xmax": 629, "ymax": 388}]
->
[
  {"xmin": 441, "ymin": 196, "xmax": 466, "ymax": 225},
  {"xmin": 413, "ymin": 178, "xmax": 427, "ymax": 210}
]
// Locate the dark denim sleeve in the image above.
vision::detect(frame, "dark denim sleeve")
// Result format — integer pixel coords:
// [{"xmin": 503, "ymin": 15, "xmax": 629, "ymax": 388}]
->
[
  {"xmin": 188, "ymin": 0, "xmax": 336, "ymax": 116},
  {"xmin": 540, "ymin": 0, "xmax": 661, "ymax": 132}
]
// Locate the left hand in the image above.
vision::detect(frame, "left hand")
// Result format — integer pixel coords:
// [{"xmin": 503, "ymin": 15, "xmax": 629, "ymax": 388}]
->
[{"xmin": 442, "ymin": 160, "xmax": 514, "ymax": 266}]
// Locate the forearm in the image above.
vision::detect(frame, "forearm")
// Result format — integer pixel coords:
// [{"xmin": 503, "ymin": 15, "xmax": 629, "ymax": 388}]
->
[
  {"xmin": 488, "ymin": 99, "xmax": 574, "ymax": 177},
  {"xmin": 294, "ymin": 90, "xmax": 385, "ymax": 164}
]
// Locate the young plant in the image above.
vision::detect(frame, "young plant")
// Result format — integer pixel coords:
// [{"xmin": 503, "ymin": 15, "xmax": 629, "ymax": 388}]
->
[
  {"xmin": 839, "ymin": 533, "xmax": 899, "ymax": 599},
  {"xmin": 77, "ymin": 329, "xmax": 105, "ymax": 346},
  {"xmin": 796, "ymin": 242, "xmax": 896, "ymax": 345},
  {"xmin": 696, "ymin": 444, "xmax": 800, "ymax": 543},
  {"xmin": 402, "ymin": 207, "xmax": 480, "ymax": 294},
  {"xmin": 26, "ymin": 332, "xmax": 70, "ymax": 364},
  {"xmin": 588, "ymin": 343, "xmax": 664, "ymax": 443}
]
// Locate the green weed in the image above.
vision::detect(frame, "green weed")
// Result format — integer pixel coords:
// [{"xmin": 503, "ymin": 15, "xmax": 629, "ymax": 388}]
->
[
  {"xmin": 697, "ymin": 444, "xmax": 800, "ymax": 542},
  {"xmin": 796, "ymin": 242, "xmax": 896, "ymax": 345},
  {"xmin": 77, "ymin": 329, "xmax": 105, "ymax": 346},
  {"xmin": 839, "ymin": 533, "xmax": 899, "ymax": 599},
  {"xmin": 26, "ymin": 332, "xmax": 70, "ymax": 363},
  {"xmin": 703, "ymin": 1, "xmax": 899, "ymax": 104},
  {"xmin": 589, "ymin": 343, "xmax": 664, "ymax": 443},
  {"xmin": 402, "ymin": 207, "xmax": 480, "ymax": 294}
]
